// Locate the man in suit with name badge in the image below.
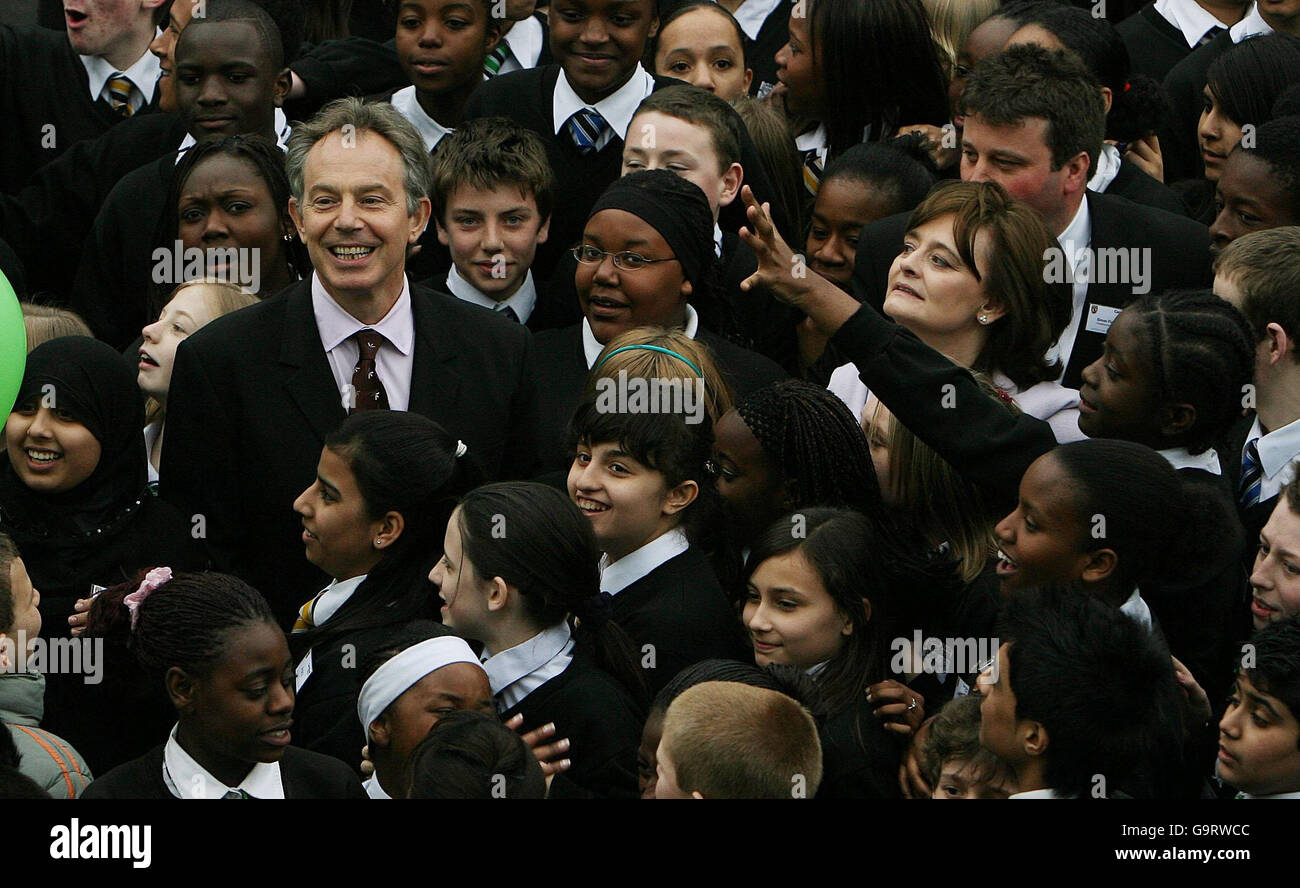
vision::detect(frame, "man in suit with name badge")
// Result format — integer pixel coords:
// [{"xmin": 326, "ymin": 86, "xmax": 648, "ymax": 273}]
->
[
  {"xmin": 851, "ymin": 44, "xmax": 1212, "ymax": 390},
  {"xmin": 161, "ymin": 98, "xmax": 538, "ymax": 627}
]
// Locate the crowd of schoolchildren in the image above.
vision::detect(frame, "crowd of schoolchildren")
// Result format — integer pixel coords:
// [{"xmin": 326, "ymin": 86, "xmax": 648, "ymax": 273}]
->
[{"xmin": 1, "ymin": 0, "xmax": 1300, "ymax": 801}]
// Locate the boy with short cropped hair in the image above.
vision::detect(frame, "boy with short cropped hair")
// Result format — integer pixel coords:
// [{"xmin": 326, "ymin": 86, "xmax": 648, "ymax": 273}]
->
[
  {"xmin": 431, "ymin": 116, "xmax": 553, "ymax": 327},
  {"xmin": 1217, "ymin": 616, "xmax": 1300, "ymax": 798},
  {"xmin": 655, "ymin": 681, "xmax": 822, "ymax": 799}
]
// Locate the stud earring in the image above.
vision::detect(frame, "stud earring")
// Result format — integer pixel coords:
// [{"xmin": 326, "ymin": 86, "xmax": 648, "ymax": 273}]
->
[
  {"xmin": 374, "ymin": 538, "xmax": 383, "ymax": 547},
  {"xmin": 978, "ymin": 313, "xmax": 990, "ymax": 325}
]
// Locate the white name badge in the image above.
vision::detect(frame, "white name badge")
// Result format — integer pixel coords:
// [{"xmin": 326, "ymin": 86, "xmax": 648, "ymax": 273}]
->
[
  {"xmin": 1084, "ymin": 304, "xmax": 1122, "ymax": 335},
  {"xmin": 295, "ymin": 649, "xmax": 314, "ymax": 692}
]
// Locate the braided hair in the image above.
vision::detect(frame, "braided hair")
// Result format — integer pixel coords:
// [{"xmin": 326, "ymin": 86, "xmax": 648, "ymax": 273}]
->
[
  {"xmin": 1121, "ymin": 289, "xmax": 1254, "ymax": 454},
  {"xmin": 734, "ymin": 380, "xmax": 883, "ymax": 516},
  {"xmin": 129, "ymin": 572, "xmax": 277, "ymax": 677}
]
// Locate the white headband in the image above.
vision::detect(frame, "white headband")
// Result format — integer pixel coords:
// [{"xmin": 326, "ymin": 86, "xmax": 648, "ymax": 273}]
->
[{"xmin": 356, "ymin": 636, "xmax": 482, "ymax": 735}]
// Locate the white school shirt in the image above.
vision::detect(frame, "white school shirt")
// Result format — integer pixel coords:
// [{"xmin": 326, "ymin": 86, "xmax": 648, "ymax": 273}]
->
[
  {"xmin": 143, "ymin": 420, "xmax": 162, "ymax": 486},
  {"xmin": 581, "ymin": 304, "xmax": 700, "ymax": 368},
  {"xmin": 1086, "ymin": 143, "xmax": 1122, "ymax": 195},
  {"xmin": 1046, "ymin": 196, "xmax": 1093, "ymax": 380},
  {"xmin": 1242, "ymin": 415, "xmax": 1300, "ymax": 505},
  {"xmin": 730, "ymin": 0, "xmax": 785, "ymax": 41},
  {"xmin": 1155, "ymin": 0, "xmax": 1237, "ymax": 48},
  {"xmin": 1229, "ymin": 3, "xmax": 1273, "ymax": 42},
  {"xmin": 302, "ymin": 574, "xmax": 367, "ymax": 629},
  {"xmin": 1009, "ymin": 788, "xmax": 1069, "ymax": 799},
  {"xmin": 480, "ymin": 622, "xmax": 576, "ymax": 712},
  {"xmin": 1119, "ymin": 588, "xmax": 1154, "ymax": 633},
  {"xmin": 599, "ymin": 528, "xmax": 690, "ymax": 595},
  {"xmin": 312, "ymin": 272, "xmax": 415, "ymax": 412},
  {"xmin": 1158, "ymin": 446, "xmax": 1223, "ymax": 476},
  {"xmin": 496, "ymin": 14, "xmax": 545, "ymax": 75},
  {"xmin": 390, "ymin": 85, "xmax": 453, "ymax": 153},
  {"xmin": 553, "ymin": 64, "xmax": 656, "ymax": 152},
  {"xmin": 175, "ymin": 108, "xmax": 291, "ymax": 161},
  {"xmin": 162, "ymin": 724, "xmax": 285, "ymax": 799},
  {"xmin": 82, "ymin": 43, "xmax": 160, "ymax": 110},
  {"xmin": 446, "ymin": 265, "xmax": 537, "ymax": 324},
  {"xmin": 1238, "ymin": 789, "xmax": 1300, "ymax": 799},
  {"xmin": 363, "ymin": 776, "xmax": 391, "ymax": 799}
]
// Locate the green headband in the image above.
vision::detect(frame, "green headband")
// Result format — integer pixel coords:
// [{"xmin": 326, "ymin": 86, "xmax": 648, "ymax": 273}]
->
[{"xmin": 592, "ymin": 344, "xmax": 702, "ymax": 376}]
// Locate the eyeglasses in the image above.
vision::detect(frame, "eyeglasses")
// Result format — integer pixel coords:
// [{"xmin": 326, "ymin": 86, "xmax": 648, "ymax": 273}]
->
[{"xmin": 571, "ymin": 244, "xmax": 680, "ymax": 271}]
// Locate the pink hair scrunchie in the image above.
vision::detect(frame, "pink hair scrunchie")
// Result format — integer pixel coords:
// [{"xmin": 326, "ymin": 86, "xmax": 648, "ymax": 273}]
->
[{"xmin": 123, "ymin": 567, "xmax": 173, "ymax": 630}]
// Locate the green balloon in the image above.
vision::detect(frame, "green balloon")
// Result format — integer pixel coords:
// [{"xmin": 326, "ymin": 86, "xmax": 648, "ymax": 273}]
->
[{"xmin": 0, "ymin": 270, "xmax": 26, "ymax": 416}]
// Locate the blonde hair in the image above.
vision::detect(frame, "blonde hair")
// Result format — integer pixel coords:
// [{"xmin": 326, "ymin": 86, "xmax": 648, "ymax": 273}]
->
[
  {"xmin": 662, "ymin": 681, "xmax": 822, "ymax": 799},
  {"xmin": 921, "ymin": 0, "xmax": 1002, "ymax": 73},
  {"xmin": 585, "ymin": 327, "xmax": 734, "ymax": 426},
  {"xmin": 866, "ymin": 372, "xmax": 1017, "ymax": 584},
  {"xmin": 21, "ymin": 303, "xmax": 93, "ymax": 352},
  {"xmin": 145, "ymin": 279, "xmax": 259, "ymax": 425}
]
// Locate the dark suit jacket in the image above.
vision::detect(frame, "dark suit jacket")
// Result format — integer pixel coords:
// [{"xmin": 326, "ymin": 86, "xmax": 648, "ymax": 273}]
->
[
  {"xmin": 160, "ymin": 278, "xmax": 538, "ymax": 626},
  {"xmin": 500, "ymin": 644, "xmax": 644, "ymax": 799},
  {"xmin": 531, "ymin": 322, "xmax": 788, "ymax": 473},
  {"xmin": 609, "ymin": 546, "xmax": 752, "ymax": 697},
  {"xmin": 850, "ymin": 189, "xmax": 1212, "ymax": 388},
  {"xmin": 81, "ymin": 743, "xmax": 368, "ymax": 799}
]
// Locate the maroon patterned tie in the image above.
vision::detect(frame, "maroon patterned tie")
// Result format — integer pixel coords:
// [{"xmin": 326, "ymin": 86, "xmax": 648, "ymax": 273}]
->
[{"xmin": 350, "ymin": 329, "xmax": 390, "ymax": 412}]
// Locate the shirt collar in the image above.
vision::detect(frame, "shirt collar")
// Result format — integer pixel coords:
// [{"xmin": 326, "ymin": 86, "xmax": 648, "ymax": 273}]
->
[
  {"xmin": 552, "ymin": 64, "xmax": 656, "ymax": 140},
  {"xmin": 1231, "ymin": 3, "xmax": 1272, "ymax": 41},
  {"xmin": 795, "ymin": 122, "xmax": 827, "ymax": 153},
  {"xmin": 581, "ymin": 304, "xmax": 699, "ymax": 368},
  {"xmin": 81, "ymin": 38, "xmax": 162, "ymax": 104},
  {"xmin": 1119, "ymin": 588, "xmax": 1154, "ymax": 632},
  {"xmin": 480, "ymin": 622, "xmax": 573, "ymax": 692},
  {"xmin": 1057, "ymin": 193, "xmax": 1091, "ymax": 251},
  {"xmin": 390, "ymin": 85, "xmax": 453, "ymax": 153},
  {"xmin": 1157, "ymin": 446, "xmax": 1222, "ymax": 475},
  {"xmin": 1248, "ymin": 414, "xmax": 1300, "ymax": 480},
  {"xmin": 176, "ymin": 107, "xmax": 291, "ymax": 162},
  {"xmin": 1087, "ymin": 143, "xmax": 1123, "ymax": 194},
  {"xmin": 311, "ymin": 271, "xmax": 415, "ymax": 355},
  {"xmin": 163, "ymin": 723, "xmax": 285, "ymax": 799},
  {"xmin": 1009, "ymin": 788, "xmax": 1067, "ymax": 799},
  {"xmin": 502, "ymin": 14, "xmax": 545, "ymax": 66},
  {"xmin": 599, "ymin": 528, "xmax": 689, "ymax": 595},
  {"xmin": 311, "ymin": 573, "xmax": 367, "ymax": 627},
  {"xmin": 731, "ymin": 0, "xmax": 784, "ymax": 41},
  {"xmin": 713, "ymin": 223, "xmax": 723, "ymax": 258},
  {"xmin": 1240, "ymin": 789, "xmax": 1300, "ymax": 799},
  {"xmin": 1155, "ymin": 0, "xmax": 1236, "ymax": 48},
  {"xmin": 364, "ymin": 776, "xmax": 392, "ymax": 799},
  {"xmin": 445, "ymin": 265, "xmax": 537, "ymax": 322}
]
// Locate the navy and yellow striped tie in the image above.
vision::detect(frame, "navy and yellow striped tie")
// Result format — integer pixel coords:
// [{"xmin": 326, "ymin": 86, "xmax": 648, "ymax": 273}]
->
[{"xmin": 104, "ymin": 72, "xmax": 136, "ymax": 117}]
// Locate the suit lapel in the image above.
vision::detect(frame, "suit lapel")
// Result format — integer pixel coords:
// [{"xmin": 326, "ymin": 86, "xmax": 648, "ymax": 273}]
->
[
  {"xmin": 409, "ymin": 285, "xmax": 461, "ymax": 419},
  {"xmin": 279, "ymin": 281, "xmax": 348, "ymax": 441}
]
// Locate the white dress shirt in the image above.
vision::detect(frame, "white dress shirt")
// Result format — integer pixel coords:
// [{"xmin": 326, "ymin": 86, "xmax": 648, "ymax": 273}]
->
[
  {"xmin": 363, "ymin": 776, "xmax": 391, "ymax": 799},
  {"xmin": 1158, "ymin": 446, "xmax": 1222, "ymax": 476},
  {"xmin": 731, "ymin": 0, "xmax": 785, "ymax": 41},
  {"xmin": 1086, "ymin": 142, "xmax": 1122, "ymax": 195},
  {"xmin": 599, "ymin": 528, "xmax": 690, "ymax": 595},
  {"xmin": 554, "ymin": 64, "xmax": 657, "ymax": 152},
  {"xmin": 176, "ymin": 108, "xmax": 292, "ymax": 162},
  {"xmin": 581, "ymin": 304, "xmax": 700, "ymax": 368},
  {"xmin": 1009, "ymin": 788, "xmax": 1070, "ymax": 799},
  {"xmin": 143, "ymin": 420, "xmax": 162, "ymax": 486},
  {"xmin": 446, "ymin": 265, "xmax": 537, "ymax": 323},
  {"xmin": 162, "ymin": 723, "xmax": 285, "ymax": 799},
  {"xmin": 1242, "ymin": 415, "xmax": 1300, "ymax": 504},
  {"xmin": 1046, "ymin": 196, "xmax": 1093, "ymax": 379},
  {"xmin": 82, "ymin": 44, "xmax": 160, "ymax": 110},
  {"xmin": 1155, "ymin": 0, "xmax": 1237, "ymax": 48},
  {"xmin": 303, "ymin": 574, "xmax": 367, "ymax": 629},
  {"xmin": 390, "ymin": 85, "xmax": 453, "ymax": 153},
  {"xmin": 497, "ymin": 14, "xmax": 545, "ymax": 75},
  {"xmin": 1119, "ymin": 588, "xmax": 1154, "ymax": 633},
  {"xmin": 480, "ymin": 622, "xmax": 576, "ymax": 712},
  {"xmin": 1230, "ymin": 2, "xmax": 1273, "ymax": 42},
  {"xmin": 312, "ymin": 271, "xmax": 415, "ymax": 412}
]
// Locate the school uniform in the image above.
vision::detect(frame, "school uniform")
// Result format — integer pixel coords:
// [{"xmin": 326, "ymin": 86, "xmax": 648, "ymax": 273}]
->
[
  {"xmin": 1160, "ymin": 6, "xmax": 1268, "ymax": 184},
  {"xmin": 486, "ymin": 11, "xmax": 555, "ymax": 77},
  {"xmin": 160, "ymin": 275, "xmax": 539, "ymax": 627},
  {"xmin": 1089, "ymin": 142, "xmax": 1186, "ymax": 216},
  {"xmin": 81, "ymin": 725, "xmax": 368, "ymax": 799},
  {"xmin": 1223, "ymin": 412, "xmax": 1300, "ymax": 557},
  {"xmin": 734, "ymin": 0, "xmax": 795, "ymax": 98},
  {"xmin": 815, "ymin": 697, "xmax": 902, "ymax": 799},
  {"xmin": 70, "ymin": 110, "xmax": 293, "ymax": 350},
  {"xmin": 0, "ymin": 25, "xmax": 161, "ymax": 193},
  {"xmin": 1118, "ymin": 0, "xmax": 1236, "ymax": 82},
  {"xmin": 445, "ymin": 265, "xmax": 541, "ymax": 329},
  {"xmin": 849, "ymin": 190, "xmax": 1213, "ymax": 389},
  {"xmin": 462, "ymin": 64, "xmax": 788, "ymax": 289},
  {"xmin": 600, "ymin": 529, "xmax": 752, "ymax": 697},
  {"xmin": 487, "ymin": 623, "xmax": 644, "ymax": 798},
  {"xmin": 530, "ymin": 308, "xmax": 788, "ymax": 473},
  {"xmin": 1, "ymin": 671, "xmax": 93, "ymax": 799}
]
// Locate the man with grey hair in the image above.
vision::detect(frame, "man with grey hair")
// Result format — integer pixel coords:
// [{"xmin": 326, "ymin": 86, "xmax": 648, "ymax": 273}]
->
[{"xmin": 162, "ymin": 97, "xmax": 538, "ymax": 626}]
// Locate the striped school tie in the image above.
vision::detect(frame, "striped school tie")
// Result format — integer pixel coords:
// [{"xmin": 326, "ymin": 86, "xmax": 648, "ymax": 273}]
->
[
  {"xmin": 1239, "ymin": 438, "xmax": 1263, "ymax": 509},
  {"xmin": 483, "ymin": 42, "xmax": 515, "ymax": 77},
  {"xmin": 801, "ymin": 147, "xmax": 824, "ymax": 196},
  {"xmin": 103, "ymin": 72, "xmax": 136, "ymax": 117},
  {"xmin": 567, "ymin": 108, "xmax": 609, "ymax": 156},
  {"xmin": 292, "ymin": 591, "xmax": 322, "ymax": 633}
]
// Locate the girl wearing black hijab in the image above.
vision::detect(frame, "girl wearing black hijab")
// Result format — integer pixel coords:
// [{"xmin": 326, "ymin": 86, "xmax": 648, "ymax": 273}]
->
[
  {"xmin": 531, "ymin": 169, "xmax": 787, "ymax": 473},
  {"xmin": 1, "ymin": 336, "xmax": 202, "ymax": 771}
]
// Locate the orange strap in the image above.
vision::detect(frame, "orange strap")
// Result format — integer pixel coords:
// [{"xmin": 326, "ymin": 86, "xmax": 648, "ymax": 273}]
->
[{"xmin": 11, "ymin": 725, "xmax": 76, "ymax": 798}]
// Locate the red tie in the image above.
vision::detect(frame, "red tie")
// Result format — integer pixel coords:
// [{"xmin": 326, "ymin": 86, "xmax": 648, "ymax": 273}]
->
[{"xmin": 350, "ymin": 329, "xmax": 390, "ymax": 412}]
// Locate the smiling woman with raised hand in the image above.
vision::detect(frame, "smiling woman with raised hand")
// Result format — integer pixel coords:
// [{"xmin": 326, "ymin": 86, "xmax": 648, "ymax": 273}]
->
[{"xmin": 81, "ymin": 571, "xmax": 367, "ymax": 798}]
